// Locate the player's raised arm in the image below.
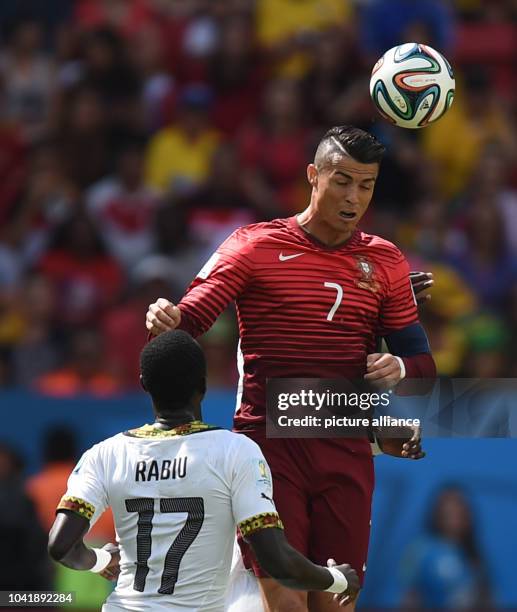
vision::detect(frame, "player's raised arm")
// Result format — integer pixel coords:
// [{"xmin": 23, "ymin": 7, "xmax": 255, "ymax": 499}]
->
[
  {"xmin": 229, "ymin": 436, "xmax": 360, "ymax": 605},
  {"xmin": 366, "ymin": 251, "xmax": 436, "ymax": 389},
  {"xmin": 48, "ymin": 446, "xmax": 119, "ymax": 581},
  {"xmin": 146, "ymin": 228, "xmax": 255, "ymax": 338}
]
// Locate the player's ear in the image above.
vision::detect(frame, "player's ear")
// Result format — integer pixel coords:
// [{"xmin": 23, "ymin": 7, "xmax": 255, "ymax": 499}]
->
[
  {"xmin": 307, "ymin": 164, "xmax": 318, "ymax": 189},
  {"xmin": 139, "ymin": 374, "xmax": 147, "ymax": 392}
]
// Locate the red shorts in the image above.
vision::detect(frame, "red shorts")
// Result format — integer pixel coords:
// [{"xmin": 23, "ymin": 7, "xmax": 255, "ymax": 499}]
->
[{"xmin": 237, "ymin": 431, "xmax": 374, "ymax": 585}]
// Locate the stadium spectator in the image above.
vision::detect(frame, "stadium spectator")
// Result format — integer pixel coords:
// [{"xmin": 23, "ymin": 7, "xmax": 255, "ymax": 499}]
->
[
  {"xmin": 129, "ymin": 22, "xmax": 175, "ymax": 133},
  {"xmin": 301, "ymin": 29, "xmax": 365, "ymax": 129},
  {"xmin": 0, "ymin": 287, "xmax": 25, "ymax": 386},
  {"xmin": 87, "ymin": 137, "xmax": 160, "ymax": 271},
  {"xmin": 55, "ymin": 86, "xmax": 112, "ymax": 189},
  {"xmin": 468, "ymin": 144, "xmax": 517, "ymax": 254},
  {"xmin": 421, "ymin": 67, "xmax": 516, "ymax": 199},
  {"xmin": 208, "ymin": 13, "xmax": 264, "ymax": 136},
  {"xmin": 37, "ymin": 211, "xmax": 124, "ymax": 327},
  {"xmin": 402, "ymin": 485, "xmax": 492, "ymax": 608},
  {"xmin": 255, "ymin": 0, "xmax": 353, "ymax": 77},
  {"xmin": 27, "ymin": 426, "xmax": 114, "ymax": 540},
  {"xmin": 0, "ymin": 101, "xmax": 27, "ymax": 226},
  {"xmin": 6, "ymin": 142, "xmax": 78, "ymax": 269},
  {"xmin": 144, "ymin": 83, "xmax": 220, "ymax": 194},
  {"xmin": 0, "ymin": 19, "xmax": 56, "ymax": 141},
  {"xmin": 35, "ymin": 327, "xmax": 122, "ymax": 398},
  {"xmin": 180, "ymin": 142, "xmax": 260, "ymax": 247},
  {"xmin": 0, "ymin": 442, "xmax": 51, "ymax": 590},
  {"xmin": 445, "ymin": 194, "xmax": 517, "ymax": 311},
  {"xmin": 73, "ymin": 0, "xmax": 158, "ymax": 39},
  {"xmin": 238, "ymin": 78, "xmax": 312, "ymax": 213},
  {"xmin": 358, "ymin": 0, "xmax": 454, "ymax": 59},
  {"xmin": 102, "ymin": 256, "xmax": 182, "ymax": 387},
  {"xmin": 73, "ymin": 28, "xmax": 142, "ymax": 129},
  {"xmin": 11, "ymin": 274, "xmax": 63, "ymax": 387}
]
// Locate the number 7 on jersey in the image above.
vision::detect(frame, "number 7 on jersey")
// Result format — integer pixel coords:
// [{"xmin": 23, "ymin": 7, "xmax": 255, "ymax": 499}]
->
[{"xmin": 324, "ymin": 282, "xmax": 343, "ymax": 321}]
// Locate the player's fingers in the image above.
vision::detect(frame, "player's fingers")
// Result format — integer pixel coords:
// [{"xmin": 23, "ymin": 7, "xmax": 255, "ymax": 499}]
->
[
  {"xmin": 364, "ymin": 363, "xmax": 398, "ymax": 380},
  {"xmin": 413, "ymin": 281, "xmax": 434, "ymax": 296},
  {"xmin": 155, "ymin": 299, "xmax": 181, "ymax": 324},
  {"xmin": 149, "ymin": 303, "xmax": 177, "ymax": 328},
  {"xmin": 410, "ymin": 271, "xmax": 433, "ymax": 281},
  {"xmin": 366, "ymin": 353, "xmax": 383, "ymax": 367},
  {"xmin": 327, "ymin": 558, "xmax": 337, "ymax": 567},
  {"xmin": 408, "ymin": 427, "xmax": 422, "ymax": 442},
  {"xmin": 146, "ymin": 311, "xmax": 170, "ymax": 334},
  {"xmin": 335, "ymin": 593, "xmax": 350, "ymax": 606},
  {"xmin": 365, "ymin": 353, "xmax": 392, "ymax": 371},
  {"xmin": 406, "ymin": 452, "xmax": 426, "ymax": 460}
]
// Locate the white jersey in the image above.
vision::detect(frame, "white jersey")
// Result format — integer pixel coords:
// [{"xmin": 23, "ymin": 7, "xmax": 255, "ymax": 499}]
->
[{"xmin": 58, "ymin": 422, "xmax": 281, "ymax": 612}]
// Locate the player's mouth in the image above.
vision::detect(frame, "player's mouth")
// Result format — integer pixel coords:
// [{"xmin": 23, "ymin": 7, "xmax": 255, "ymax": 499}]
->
[{"xmin": 339, "ymin": 211, "xmax": 357, "ymax": 220}]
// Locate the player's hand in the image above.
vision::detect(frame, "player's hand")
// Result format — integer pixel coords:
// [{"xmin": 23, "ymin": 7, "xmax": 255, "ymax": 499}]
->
[
  {"xmin": 146, "ymin": 298, "xmax": 181, "ymax": 336},
  {"xmin": 376, "ymin": 424, "xmax": 426, "ymax": 460},
  {"xmin": 409, "ymin": 271, "xmax": 433, "ymax": 305},
  {"xmin": 98, "ymin": 542, "xmax": 120, "ymax": 582},
  {"xmin": 364, "ymin": 353, "xmax": 402, "ymax": 389},
  {"xmin": 327, "ymin": 558, "xmax": 360, "ymax": 606}
]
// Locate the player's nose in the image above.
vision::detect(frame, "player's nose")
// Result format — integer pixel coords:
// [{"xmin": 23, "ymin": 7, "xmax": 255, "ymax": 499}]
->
[{"xmin": 345, "ymin": 185, "xmax": 361, "ymax": 206}]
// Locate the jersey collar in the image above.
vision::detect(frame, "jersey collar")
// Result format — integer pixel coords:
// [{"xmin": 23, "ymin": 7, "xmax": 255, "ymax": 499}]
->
[
  {"xmin": 288, "ymin": 215, "xmax": 362, "ymax": 250},
  {"xmin": 124, "ymin": 421, "xmax": 221, "ymax": 439}
]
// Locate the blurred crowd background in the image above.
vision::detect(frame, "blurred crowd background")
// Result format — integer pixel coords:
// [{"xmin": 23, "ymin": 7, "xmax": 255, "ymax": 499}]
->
[{"xmin": 0, "ymin": 0, "xmax": 517, "ymax": 609}]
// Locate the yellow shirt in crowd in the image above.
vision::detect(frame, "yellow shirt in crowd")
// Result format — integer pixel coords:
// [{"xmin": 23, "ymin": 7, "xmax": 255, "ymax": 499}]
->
[{"xmin": 145, "ymin": 126, "xmax": 220, "ymax": 193}]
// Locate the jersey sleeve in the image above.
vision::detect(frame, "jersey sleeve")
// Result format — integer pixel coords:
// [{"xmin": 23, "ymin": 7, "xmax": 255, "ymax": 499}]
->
[
  {"xmin": 178, "ymin": 229, "xmax": 255, "ymax": 337},
  {"xmin": 56, "ymin": 444, "xmax": 108, "ymax": 527},
  {"xmin": 379, "ymin": 249, "xmax": 419, "ymax": 334},
  {"xmin": 229, "ymin": 437, "xmax": 283, "ymax": 539}
]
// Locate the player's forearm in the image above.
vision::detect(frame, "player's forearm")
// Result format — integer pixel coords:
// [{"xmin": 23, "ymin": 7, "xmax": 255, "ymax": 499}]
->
[
  {"xmin": 177, "ymin": 288, "xmax": 231, "ymax": 338},
  {"xmin": 48, "ymin": 511, "xmax": 95, "ymax": 570},
  {"xmin": 249, "ymin": 531, "xmax": 332, "ymax": 591},
  {"xmin": 48, "ymin": 537, "xmax": 96, "ymax": 570},
  {"xmin": 267, "ymin": 545, "xmax": 334, "ymax": 591}
]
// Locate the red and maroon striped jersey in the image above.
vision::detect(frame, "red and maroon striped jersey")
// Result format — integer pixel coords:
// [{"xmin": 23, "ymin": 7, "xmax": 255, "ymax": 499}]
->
[{"xmin": 178, "ymin": 216, "xmax": 418, "ymax": 430}]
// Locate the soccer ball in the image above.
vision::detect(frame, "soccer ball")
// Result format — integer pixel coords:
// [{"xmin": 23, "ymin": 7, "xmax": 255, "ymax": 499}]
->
[{"xmin": 369, "ymin": 43, "xmax": 455, "ymax": 129}]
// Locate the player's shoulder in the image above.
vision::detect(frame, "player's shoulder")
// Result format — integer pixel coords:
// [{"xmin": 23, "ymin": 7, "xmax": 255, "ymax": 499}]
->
[
  {"xmin": 213, "ymin": 429, "xmax": 263, "ymax": 458},
  {"xmin": 358, "ymin": 232, "xmax": 407, "ymax": 269},
  {"xmin": 82, "ymin": 432, "xmax": 127, "ymax": 460},
  {"xmin": 228, "ymin": 218, "xmax": 291, "ymax": 247}
]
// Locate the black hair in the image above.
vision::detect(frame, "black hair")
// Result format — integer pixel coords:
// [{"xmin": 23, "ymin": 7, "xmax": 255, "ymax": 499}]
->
[
  {"xmin": 140, "ymin": 330, "xmax": 207, "ymax": 411},
  {"xmin": 315, "ymin": 125, "xmax": 385, "ymax": 168}
]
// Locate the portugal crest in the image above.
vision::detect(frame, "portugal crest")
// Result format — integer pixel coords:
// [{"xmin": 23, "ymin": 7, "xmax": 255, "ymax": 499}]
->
[{"xmin": 356, "ymin": 257, "xmax": 380, "ymax": 293}]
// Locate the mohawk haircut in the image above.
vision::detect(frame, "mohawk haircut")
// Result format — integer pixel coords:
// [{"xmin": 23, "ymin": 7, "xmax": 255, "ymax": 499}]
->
[
  {"xmin": 140, "ymin": 330, "xmax": 207, "ymax": 410},
  {"xmin": 315, "ymin": 126, "xmax": 385, "ymax": 170}
]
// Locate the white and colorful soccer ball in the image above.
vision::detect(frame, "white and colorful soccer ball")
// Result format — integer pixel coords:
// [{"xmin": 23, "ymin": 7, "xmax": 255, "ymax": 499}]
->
[{"xmin": 369, "ymin": 42, "xmax": 455, "ymax": 129}]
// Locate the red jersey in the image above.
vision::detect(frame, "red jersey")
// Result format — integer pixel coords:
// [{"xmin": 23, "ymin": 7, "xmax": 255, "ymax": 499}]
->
[{"xmin": 178, "ymin": 216, "xmax": 418, "ymax": 430}]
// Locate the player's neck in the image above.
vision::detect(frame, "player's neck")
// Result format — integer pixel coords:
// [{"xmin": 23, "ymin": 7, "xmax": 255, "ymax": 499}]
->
[
  {"xmin": 297, "ymin": 211, "xmax": 354, "ymax": 247},
  {"xmin": 153, "ymin": 407, "xmax": 202, "ymax": 430}
]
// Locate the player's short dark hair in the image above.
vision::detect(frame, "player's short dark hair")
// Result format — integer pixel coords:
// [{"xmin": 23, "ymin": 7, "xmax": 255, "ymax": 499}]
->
[
  {"xmin": 140, "ymin": 330, "xmax": 207, "ymax": 410},
  {"xmin": 315, "ymin": 126, "xmax": 385, "ymax": 168}
]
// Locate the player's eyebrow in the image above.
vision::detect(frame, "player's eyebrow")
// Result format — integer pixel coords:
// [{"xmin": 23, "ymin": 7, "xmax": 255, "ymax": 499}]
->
[{"xmin": 334, "ymin": 170, "xmax": 377, "ymax": 183}]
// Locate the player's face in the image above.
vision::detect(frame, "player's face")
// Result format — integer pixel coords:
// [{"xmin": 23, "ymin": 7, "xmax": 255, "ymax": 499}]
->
[{"xmin": 308, "ymin": 156, "xmax": 379, "ymax": 234}]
